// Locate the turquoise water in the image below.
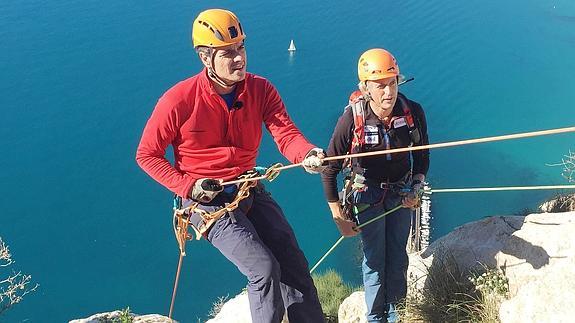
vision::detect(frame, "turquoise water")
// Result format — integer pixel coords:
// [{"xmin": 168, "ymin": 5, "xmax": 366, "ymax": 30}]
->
[{"xmin": 1, "ymin": 0, "xmax": 574, "ymax": 321}]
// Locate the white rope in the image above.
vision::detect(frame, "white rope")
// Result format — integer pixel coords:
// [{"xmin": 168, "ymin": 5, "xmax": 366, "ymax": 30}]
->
[{"xmin": 428, "ymin": 184, "xmax": 575, "ymax": 194}]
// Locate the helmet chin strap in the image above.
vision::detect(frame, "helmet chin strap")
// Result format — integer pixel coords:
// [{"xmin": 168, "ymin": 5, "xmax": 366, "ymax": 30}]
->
[
  {"xmin": 207, "ymin": 68, "xmax": 236, "ymax": 88},
  {"xmin": 207, "ymin": 48, "xmax": 238, "ymax": 89}
]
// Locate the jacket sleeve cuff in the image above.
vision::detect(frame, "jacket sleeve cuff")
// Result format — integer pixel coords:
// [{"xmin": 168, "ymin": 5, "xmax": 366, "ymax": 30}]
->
[{"xmin": 179, "ymin": 176, "xmax": 197, "ymax": 198}]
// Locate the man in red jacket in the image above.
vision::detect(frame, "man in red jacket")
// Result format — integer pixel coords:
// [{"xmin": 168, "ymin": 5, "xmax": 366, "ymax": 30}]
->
[{"xmin": 136, "ymin": 8, "xmax": 325, "ymax": 323}]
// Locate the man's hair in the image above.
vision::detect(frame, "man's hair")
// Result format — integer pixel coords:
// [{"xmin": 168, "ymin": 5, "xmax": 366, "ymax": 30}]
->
[{"xmin": 196, "ymin": 46, "xmax": 212, "ymax": 57}]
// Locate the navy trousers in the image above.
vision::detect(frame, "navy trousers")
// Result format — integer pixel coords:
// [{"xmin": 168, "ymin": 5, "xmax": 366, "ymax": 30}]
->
[{"xmin": 186, "ymin": 184, "xmax": 325, "ymax": 323}]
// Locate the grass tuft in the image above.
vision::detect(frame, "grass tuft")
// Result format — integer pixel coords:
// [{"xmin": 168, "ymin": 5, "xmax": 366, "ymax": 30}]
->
[
  {"xmin": 312, "ymin": 269, "xmax": 358, "ymax": 323},
  {"xmin": 400, "ymin": 251, "xmax": 509, "ymax": 323}
]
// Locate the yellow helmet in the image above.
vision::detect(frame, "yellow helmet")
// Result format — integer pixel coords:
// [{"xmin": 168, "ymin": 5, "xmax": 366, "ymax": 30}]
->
[
  {"xmin": 192, "ymin": 9, "xmax": 246, "ymax": 48},
  {"xmin": 357, "ymin": 48, "xmax": 399, "ymax": 82}
]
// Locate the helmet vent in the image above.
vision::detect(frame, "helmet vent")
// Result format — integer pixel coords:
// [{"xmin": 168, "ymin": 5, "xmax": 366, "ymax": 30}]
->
[
  {"xmin": 213, "ymin": 29, "xmax": 224, "ymax": 41},
  {"xmin": 198, "ymin": 20, "xmax": 224, "ymax": 41},
  {"xmin": 228, "ymin": 26, "xmax": 238, "ymax": 38}
]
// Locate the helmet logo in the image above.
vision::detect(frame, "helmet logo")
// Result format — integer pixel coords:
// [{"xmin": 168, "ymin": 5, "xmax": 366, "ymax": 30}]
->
[
  {"xmin": 228, "ymin": 26, "xmax": 238, "ymax": 38},
  {"xmin": 360, "ymin": 61, "xmax": 370, "ymax": 72}
]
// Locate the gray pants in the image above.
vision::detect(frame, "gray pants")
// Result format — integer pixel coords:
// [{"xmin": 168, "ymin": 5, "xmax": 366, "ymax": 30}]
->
[{"xmin": 186, "ymin": 184, "xmax": 325, "ymax": 323}]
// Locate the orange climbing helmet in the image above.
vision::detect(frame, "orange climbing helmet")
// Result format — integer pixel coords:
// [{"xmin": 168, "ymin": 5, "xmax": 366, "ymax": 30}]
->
[
  {"xmin": 192, "ymin": 9, "xmax": 246, "ymax": 48},
  {"xmin": 357, "ymin": 48, "xmax": 399, "ymax": 81}
]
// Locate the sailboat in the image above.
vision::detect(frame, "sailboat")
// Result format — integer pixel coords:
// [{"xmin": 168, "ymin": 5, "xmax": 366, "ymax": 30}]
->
[{"xmin": 288, "ymin": 39, "xmax": 296, "ymax": 52}]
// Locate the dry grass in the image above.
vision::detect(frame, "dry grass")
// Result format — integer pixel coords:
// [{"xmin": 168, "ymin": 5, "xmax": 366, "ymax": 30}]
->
[
  {"xmin": 1, "ymin": 237, "xmax": 38, "ymax": 315},
  {"xmin": 208, "ymin": 294, "xmax": 230, "ymax": 318},
  {"xmin": 547, "ymin": 150, "xmax": 575, "ymax": 183},
  {"xmin": 399, "ymin": 251, "xmax": 509, "ymax": 323}
]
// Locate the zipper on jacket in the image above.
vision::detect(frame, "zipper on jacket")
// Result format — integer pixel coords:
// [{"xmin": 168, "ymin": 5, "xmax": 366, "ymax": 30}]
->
[
  {"xmin": 226, "ymin": 108, "xmax": 235, "ymax": 144},
  {"xmin": 383, "ymin": 129, "xmax": 391, "ymax": 161}
]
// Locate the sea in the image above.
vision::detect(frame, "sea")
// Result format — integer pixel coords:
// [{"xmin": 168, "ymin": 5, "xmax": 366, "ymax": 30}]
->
[{"xmin": 1, "ymin": 0, "xmax": 574, "ymax": 322}]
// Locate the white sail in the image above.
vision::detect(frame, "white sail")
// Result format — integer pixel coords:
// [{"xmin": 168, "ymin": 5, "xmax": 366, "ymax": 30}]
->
[{"xmin": 288, "ymin": 39, "xmax": 296, "ymax": 51}]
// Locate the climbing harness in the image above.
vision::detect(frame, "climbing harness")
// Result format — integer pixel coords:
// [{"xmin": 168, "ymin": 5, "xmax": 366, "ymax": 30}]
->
[
  {"xmin": 345, "ymin": 90, "xmax": 421, "ymax": 156},
  {"xmin": 168, "ymin": 163, "xmax": 283, "ymax": 318},
  {"xmin": 340, "ymin": 91, "xmax": 423, "ymax": 220}
]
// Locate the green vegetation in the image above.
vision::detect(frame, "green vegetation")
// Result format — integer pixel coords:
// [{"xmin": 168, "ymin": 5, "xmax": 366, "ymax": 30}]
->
[
  {"xmin": 89, "ymin": 307, "xmax": 135, "ymax": 323},
  {"xmin": 312, "ymin": 269, "xmax": 358, "ymax": 322},
  {"xmin": 110, "ymin": 307, "xmax": 134, "ymax": 323},
  {"xmin": 400, "ymin": 251, "xmax": 509, "ymax": 323}
]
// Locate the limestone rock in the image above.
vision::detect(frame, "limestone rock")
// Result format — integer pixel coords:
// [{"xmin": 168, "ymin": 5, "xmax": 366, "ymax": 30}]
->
[
  {"xmin": 205, "ymin": 292, "xmax": 289, "ymax": 323},
  {"xmin": 206, "ymin": 293, "xmax": 251, "ymax": 323},
  {"xmin": 408, "ymin": 212, "xmax": 575, "ymax": 322},
  {"xmin": 69, "ymin": 311, "xmax": 174, "ymax": 323},
  {"xmin": 499, "ymin": 256, "xmax": 575, "ymax": 323},
  {"xmin": 338, "ymin": 291, "xmax": 367, "ymax": 323}
]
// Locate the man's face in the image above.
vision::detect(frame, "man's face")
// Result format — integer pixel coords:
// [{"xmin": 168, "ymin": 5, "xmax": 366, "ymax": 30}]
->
[
  {"xmin": 365, "ymin": 76, "xmax": 398, "ymax": 113},
  {"xmin": 211, "ymin": 42, "xmax": 247, "ymax": 84}
]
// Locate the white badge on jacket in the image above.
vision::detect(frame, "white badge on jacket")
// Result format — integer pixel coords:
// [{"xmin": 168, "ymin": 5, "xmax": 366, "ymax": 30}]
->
[
  {"xmin": 364, "ymin": 125, "xmax": 379, "ymax": 144},
  {"xmin": 393, "ymin": 117, "xmax": 407, "ymax": 128}
]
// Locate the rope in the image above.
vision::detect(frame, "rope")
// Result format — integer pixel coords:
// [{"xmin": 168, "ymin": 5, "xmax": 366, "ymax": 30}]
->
[
  {"xmin": 221, "ymin": 126, "xmax": 575, "ymax": 186},
  {"xmin": 428, "ymin": 184, "xmax": 575, "ymax": 193},
  {"xmin": 325, "ymin": 126, "xmax": 575, "ymax": 162},
  {"xmin": 168, "ymin": 253, "xmax": 184, "ymax": 319},
  {"xmin": 221, "ymin": 163, "xmax": 284, "ymax": 186},
  {"xmin": 309, "ymin": 205, "xmax": 404, "ymax": 274},
  {"xmin": 309, "ymin": 236, "xmax": 345, "ymax": 274}
]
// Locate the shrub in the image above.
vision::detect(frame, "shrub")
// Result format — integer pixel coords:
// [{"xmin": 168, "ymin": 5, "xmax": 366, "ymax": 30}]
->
[
  {"xmin": 400, "ymin": 251, "xmax": 509, "ymax": 323},
  {"xmin": 0, "ymin": 237, "xmax": 38, "ymax": 315},
  {"xmin": 111, "ymin": 307, "xmax": 134, "ymax": 323},
  {"xmin": 312, "ymin": 269, "xmax": 357, "ymax": 322}
]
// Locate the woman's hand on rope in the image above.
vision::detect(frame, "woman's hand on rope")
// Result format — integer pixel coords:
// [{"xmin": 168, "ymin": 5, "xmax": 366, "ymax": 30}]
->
[
  {"xmin": 302, "ymin": 148, "xmax": 327, "ymax": 174},
  {"xmin": 328, "ymin": 202, "xmax": 359, "ymax": 237},
  {"xmin": 402, "ymin": 176, "xmax": 425, "ymax": 209}
]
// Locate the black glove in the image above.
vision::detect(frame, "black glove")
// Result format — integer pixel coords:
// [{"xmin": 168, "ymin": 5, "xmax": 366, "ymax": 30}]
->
[{"xmin": 189, "ymin": 178, "xmax": 223, "ymax": 203}]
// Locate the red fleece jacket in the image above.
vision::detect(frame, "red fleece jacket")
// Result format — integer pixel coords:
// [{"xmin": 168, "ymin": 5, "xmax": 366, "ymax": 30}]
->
[{"xmin": 136, "ymin": 69, "xmax": 315, "ymax": 197}]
